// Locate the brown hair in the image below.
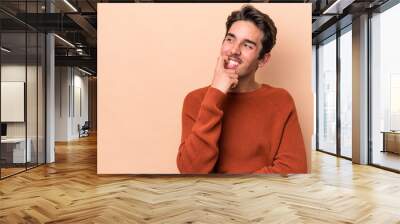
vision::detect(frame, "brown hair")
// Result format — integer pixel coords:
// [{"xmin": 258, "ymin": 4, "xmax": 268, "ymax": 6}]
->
[{"xmin": 226, "ymin": 5, "xmax": 277, "ymax": 59}]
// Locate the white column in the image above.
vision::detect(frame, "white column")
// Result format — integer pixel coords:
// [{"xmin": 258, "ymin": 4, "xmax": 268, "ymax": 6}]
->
[
  {"xmin": 45, "ymin": 0, "xmax": 56, "ymax": 163},
  {"xmin": 46, "ymin": 32, "xmax": 55, "ymax": 163},
  {"xmin": 352, "ymin": 14, "xmax": 369, "ymax": 164}
]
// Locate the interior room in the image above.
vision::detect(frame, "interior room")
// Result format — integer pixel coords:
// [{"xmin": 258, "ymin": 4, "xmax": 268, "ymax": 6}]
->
[{"xmin": 0, "ymin": 0, "xmax": 399, "ymax": 223}]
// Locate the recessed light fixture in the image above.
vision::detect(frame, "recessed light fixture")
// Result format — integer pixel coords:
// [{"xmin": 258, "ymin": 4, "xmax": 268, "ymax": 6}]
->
[
  {"xmin": 63, "ymin": 0, "xmax": 78, "ymax": 12},
  {"xmin": 54, "ymin": 34, "xmax": 75, "ymax": 48},
  {"xmin": 1, "ymin": 47, "xmax": 11, "ymax": 53},
  {"xmin": 76, "ymin": 48, "xmax": 85, "ymax": 55}
]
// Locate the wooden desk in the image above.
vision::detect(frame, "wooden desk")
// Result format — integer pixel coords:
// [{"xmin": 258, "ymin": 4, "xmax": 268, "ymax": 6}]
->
[{"xmin": 381, "ymin": 131, "xmax": 400, "ymax": 154}]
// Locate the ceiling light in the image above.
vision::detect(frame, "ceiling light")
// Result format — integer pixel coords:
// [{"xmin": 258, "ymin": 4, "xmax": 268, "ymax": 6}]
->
[
  {"xmin": 78, "ymin": 67, "xmax": 93, "ymax": 76},
  {"xmin": 323, "ymin": 0, "xmax": 355, "ymax": 15},
  {"xmin": 1, "ymin": 47, "xmax": 11, "ymax": 53},
  {"xmin": 54, "ymin": 34, "xmax": 75, "ymax": 48},
  {"xmin": 63, "ymin": 0, "xmax": 78, "ymax": 12}
]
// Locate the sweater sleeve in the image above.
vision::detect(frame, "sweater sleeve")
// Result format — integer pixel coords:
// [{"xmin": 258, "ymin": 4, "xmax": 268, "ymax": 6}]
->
[
  {"xmin": 253, "ymin": 106, "xmax": 308, "ymax": 174},
  {"xmin": 177, "ymin": 87, "xmax": 227, "ymax": 174}
]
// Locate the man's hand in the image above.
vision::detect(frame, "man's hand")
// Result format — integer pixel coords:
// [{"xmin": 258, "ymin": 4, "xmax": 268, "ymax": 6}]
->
[{"xmin": 211, "ymin": 56, "xmax": 239, "ymax": 94}]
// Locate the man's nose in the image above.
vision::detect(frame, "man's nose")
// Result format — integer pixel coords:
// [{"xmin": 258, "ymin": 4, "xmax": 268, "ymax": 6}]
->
[{"xmin": 230, "ymin": 43, "xmax": 241, "ymax": 55}]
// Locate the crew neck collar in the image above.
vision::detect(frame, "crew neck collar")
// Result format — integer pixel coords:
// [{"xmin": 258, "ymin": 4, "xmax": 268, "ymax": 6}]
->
[{"xmin": 227, "ymin": 83, "xmax": 268, "ymax": 97}]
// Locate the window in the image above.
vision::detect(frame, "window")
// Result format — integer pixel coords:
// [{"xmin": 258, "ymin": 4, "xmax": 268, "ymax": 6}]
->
[
  {"xmin": 370, "ymin": 2, "xmax": 400, "ymax": 171},
  {"xmin": 339, "ymin": 27, "xmax": 352, "ymax": 158},
  {"xmin": 317, "ymin": 35, "xmax": 337, "ymax": 154}
]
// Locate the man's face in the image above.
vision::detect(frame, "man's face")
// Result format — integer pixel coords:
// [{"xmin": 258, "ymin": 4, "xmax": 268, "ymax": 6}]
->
[{"xmin": 221, "ymin": 20, "xmax": 266, "ymax": 77}]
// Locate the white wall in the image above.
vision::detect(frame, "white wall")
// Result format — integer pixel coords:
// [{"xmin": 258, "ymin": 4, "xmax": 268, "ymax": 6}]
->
[
  {"xmin": 72, "ymin": 73, "xmax": 89, "ymax": 138},
  {"xmin": 55, "ymin": 67, "xmax": 89, "ymax": 141},
  {"xmin": 1, "ymin": 65, "xmax": 39, "ymax": 137},
  {"xmin": 1, "ymin": 66, "xmax": 26, "ymax": 131},
  {"xmin": 55, "ymin": 66, "xmax": 70, "ymax": 141}
]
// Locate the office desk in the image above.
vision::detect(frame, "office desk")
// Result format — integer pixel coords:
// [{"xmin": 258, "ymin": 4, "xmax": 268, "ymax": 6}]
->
[
  {"xmin": 381, "ymin": 131, "xmax": 400, "ymax": 154},
  {"xmin": 1, "ymin": 138, "xmax": 32, "ymax": 163}
]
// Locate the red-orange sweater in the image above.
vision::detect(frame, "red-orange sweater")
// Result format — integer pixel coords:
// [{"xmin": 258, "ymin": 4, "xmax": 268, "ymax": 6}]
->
[{"xmin": 176, "ymin": 84, "xmax": 307, "ymax": 174}]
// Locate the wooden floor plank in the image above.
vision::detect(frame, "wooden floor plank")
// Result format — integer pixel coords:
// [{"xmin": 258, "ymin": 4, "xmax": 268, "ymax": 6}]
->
[{"xmin": 0, "ymin": 134, "xmax": 399, "ymax": 223}]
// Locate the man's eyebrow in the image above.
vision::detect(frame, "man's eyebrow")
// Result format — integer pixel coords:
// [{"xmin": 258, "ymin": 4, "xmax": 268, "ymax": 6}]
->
[
  {"xmin": 244, "ymin": 39, "xmax": 257, "ymax": 46},
  {"xmin": 226, "ymin": 33, "xmax": 257, "ymax": 46},
  {"xmin": 226, "ymin": 33, "xmax": 236, "ymax": 38}
]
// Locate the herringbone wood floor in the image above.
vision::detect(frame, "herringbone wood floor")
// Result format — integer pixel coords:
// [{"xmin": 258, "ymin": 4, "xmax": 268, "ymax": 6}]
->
[{"xmin": 0, "ymin": 134, "xmax": 400, "ymax": 223}]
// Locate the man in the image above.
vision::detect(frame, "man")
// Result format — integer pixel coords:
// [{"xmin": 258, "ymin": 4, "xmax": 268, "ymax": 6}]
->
[{"xmin": 176, "ymin": 5, "xmax": 307, "ymax": 174}]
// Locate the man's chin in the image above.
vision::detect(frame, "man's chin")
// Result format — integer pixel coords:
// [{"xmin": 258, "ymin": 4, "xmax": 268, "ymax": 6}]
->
[{"xmin": 224, "ymin": 68, "xmax": 236, "ymax": 72}]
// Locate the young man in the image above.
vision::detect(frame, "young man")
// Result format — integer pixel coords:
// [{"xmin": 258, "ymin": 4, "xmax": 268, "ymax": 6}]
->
[{"xmin": 176, "ymin": 5, "xmax": 307, "ymax": 174}]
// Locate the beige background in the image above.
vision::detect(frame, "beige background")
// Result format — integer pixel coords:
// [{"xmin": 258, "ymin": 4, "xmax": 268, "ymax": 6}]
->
[{"xmin": 98, "ymin": 3, "xmax": 312, "ymax": 174}]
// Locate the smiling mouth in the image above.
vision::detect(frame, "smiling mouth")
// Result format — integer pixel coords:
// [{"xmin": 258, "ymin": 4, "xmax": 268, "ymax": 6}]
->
[{"xmin": 224, "ymin": 58, "xmax": 241, "ymax": 69}]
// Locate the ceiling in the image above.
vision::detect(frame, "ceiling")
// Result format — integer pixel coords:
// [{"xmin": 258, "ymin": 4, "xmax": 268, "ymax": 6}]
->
[{"xmin": 0, "ymin": 0, "xmax": 392, "ymax": 75}]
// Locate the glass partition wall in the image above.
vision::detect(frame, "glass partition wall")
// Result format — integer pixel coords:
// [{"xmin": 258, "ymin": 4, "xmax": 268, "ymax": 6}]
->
[
  {"xmin": 0, "ymin": 1, "xmax": 46, "ymax": 179},
  {"xmin": 316, "ymin": 25, "xmax": 353, "ymax": 159},
  {"xmin": 0, "ymin": 31, "xmax": 27, "ymax": 177}
]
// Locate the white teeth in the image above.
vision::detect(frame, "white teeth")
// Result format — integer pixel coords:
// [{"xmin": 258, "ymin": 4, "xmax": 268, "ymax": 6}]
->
[
  {"xmin": 228, "ymin": 60, "xmax": 239, "ymax": 67},
  {"xmin": 225, "ymin": 59, "xmax": 240, "ymax": 69}
]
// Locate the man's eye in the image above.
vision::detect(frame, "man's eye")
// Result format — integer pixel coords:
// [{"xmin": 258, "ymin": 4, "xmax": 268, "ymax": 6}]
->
[
  {"xmin": 225, "ymin": 38, "xmax": 233, "ymax": 42},
  {"xmin": 244, "ymin": 43, "xmax": 254, "ymax": 49}
]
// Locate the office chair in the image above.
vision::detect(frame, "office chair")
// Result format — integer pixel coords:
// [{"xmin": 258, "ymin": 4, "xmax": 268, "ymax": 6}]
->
[{"xmin": 79, "ymin": 121, "xmax": 90, "ymax": 138}]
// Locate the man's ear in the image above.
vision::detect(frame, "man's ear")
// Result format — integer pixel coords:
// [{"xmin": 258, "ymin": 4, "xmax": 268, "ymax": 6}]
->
[{"xmin": 258, "ymin": 53, "xmax": 271, "ymax": 68}]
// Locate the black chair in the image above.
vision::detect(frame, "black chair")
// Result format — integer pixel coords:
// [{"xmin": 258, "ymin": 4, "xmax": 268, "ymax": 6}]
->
[{"xmin": 79, "ymin": 121, "xmax": 90, "ymax": 138}]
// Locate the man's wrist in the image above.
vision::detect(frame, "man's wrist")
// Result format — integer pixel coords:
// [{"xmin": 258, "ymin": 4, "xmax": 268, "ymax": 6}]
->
[
  {"xmin": 210, "ymin": 84, "xmax": 228, "ymax": 94},
  {"xmin": 203, "ymin": 86, "xmax": 227, "ymax": 109}
]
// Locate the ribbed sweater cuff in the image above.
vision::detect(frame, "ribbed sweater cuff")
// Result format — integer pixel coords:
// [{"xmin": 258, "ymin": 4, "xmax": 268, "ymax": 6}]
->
[{"xmin": 202, "ymin": 87, "xmax": 227, "ymax": 110}]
